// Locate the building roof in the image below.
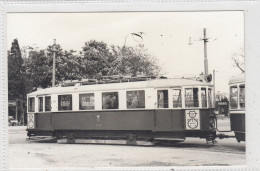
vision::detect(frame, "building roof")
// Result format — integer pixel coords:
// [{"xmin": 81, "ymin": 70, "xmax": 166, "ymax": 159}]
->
[{"xmin": 28, "ymin": 78, "xmax": 213, "ymax": 96}]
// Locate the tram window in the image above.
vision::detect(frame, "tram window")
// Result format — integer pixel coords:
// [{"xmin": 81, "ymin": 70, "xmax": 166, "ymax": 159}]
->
[
  {"xmin": 102, "ymin": 92, "xmax": 119, "ymax": 109},
  {"xmin": 79, "ymin": 93, "xmax": 95, "ymax": 110},
  {"xmin": 28, "ymin": 97, "xmax": 35, "ymax": 112},
  {"xmin": 185, "ymin": 88, "xmax": 199, "ymax": 108},
  {"xmin": 208, "ymin": 88, "xmax": 213, "ymax": 107},
  {"xmin": 127, "ymin": 90, "xmax": 145, "ymax": 109},
  {"xmin": 239, "ymin": 84, "xmax": 245, "ymax": 108},
  {"xmin": 230, "ymin": 86, "xmax": 238, "ymax": 109},
  {"xmin": 157, "ymin": 90, "xmax": 168, "ymax": 108},
  {"xmin": 38, "ymin": 97, "xmax": 43, "ymax": 112},
  {"xmin": 172, "ymin": 89, "xmax": 182, "ymax": 108},
  {"xmin": 201, "ymin": 88, "xmax": 207, "ymax": 108},
  {"xmin": 45, "ymin": 96, "xmax": 51, "ymax": 112},
  {"xmin": 58, "ymin": 95, "xmax": 72, "ymax": 111}
]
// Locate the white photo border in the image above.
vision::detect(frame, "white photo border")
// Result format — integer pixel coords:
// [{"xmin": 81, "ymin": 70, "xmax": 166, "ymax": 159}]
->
[{"xmin": 1, "ymin": 0, "xmax": 260, "ymax": 170}]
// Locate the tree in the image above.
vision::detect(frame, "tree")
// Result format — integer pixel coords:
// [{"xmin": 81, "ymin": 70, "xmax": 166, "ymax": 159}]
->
[
  {"xmin": 112, "ymin": 44, "xmax": 161, "ymax": 77},
  {"xmin": 80, "ymin": 40, "xmax": 114, "ymax": 79},
  {"xmin": 80, "ymin": 40, "xmax": 161, "ymax": 78},
  {"xmin": 8, "ymin": 39, "xmax": 26, "ymax": 100},
  {"xmin": 8, "ymin": 39, "xmax": 27, "ymax": 124},
  {"xmin": 232, "ymin": 48, "xmax": 245, "ymax": 73},
  {"xmin": 25, "ymin": 49, "xmax": 52, "ymax": 89}
]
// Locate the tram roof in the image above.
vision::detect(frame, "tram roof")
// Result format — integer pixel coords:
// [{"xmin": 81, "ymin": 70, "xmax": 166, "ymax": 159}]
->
[
  {"xmin": 229, "ymin": 74, "xmax": 245, "ymax": 85},
  {"xmin": 28, "ymin": 78, "xmax": 213, "ymax": 96}
]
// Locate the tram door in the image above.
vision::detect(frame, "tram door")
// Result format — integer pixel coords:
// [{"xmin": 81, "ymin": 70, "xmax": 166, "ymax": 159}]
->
[{"xmin": 155, "ymin": 90, "xmax": 172, "ymax": 131}]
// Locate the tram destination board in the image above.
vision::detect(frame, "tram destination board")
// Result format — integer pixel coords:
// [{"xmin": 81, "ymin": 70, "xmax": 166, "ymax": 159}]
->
[{"xmin": 4, "ymin": 7, "xmax": 252, "ymax": 171}]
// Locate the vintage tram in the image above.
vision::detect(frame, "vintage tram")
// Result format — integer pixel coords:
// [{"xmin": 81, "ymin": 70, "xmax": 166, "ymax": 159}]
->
[
  {"xmin": 26, "ymin": 77, "xmax": 217, "ymax": 144},
  {"xmin": 229, "ymin": 75, "xmax": 245, "ymax": 142}
]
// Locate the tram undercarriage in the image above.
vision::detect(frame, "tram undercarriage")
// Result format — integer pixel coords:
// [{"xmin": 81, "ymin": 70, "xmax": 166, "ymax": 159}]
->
[{"xmin": 27, "ymin": 129, "xmax": 221, "ymax": 145}]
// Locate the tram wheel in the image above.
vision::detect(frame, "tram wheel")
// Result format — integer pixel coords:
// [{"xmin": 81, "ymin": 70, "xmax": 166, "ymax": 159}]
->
[{"xmin": 67, "ymin": 133, "xmax": 76, "ymax": 144}]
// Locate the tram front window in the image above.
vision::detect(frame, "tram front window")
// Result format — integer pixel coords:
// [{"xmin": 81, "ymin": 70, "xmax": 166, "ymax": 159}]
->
[
  {"xmin": 45, "ymin": 96, "xmax": 51, "ymax": 111},
  {"xmin": 185, "ymin": 88, "xmax": 199, "ymax": 108},
  {"xmin": 38, "ymin": 97, "xmax": 43, "ymax": 112},
  {"xmin": 208, "ymin": 88, "xmax": 213, "ymax": 107},
  {"xmin": 28, "ymin": 97, "xmax": 35, "ymax": 112},
  {"xmin": 172, "ymin": 89, "xmax": 182, "ymax": 108},
  {"xmin": 239, "ymin": 84, "xmax": 245, "ymax": 108},
  {"xmin": 157, "ymin": 90, "xmax": 168, "ymax": 108},
  {"xmin": 201, "ymin": 88, "xmax": 207, "ymax": 108},
  {"xmin": 230, "ymin": 86, "xmax": 238, "ymax": 109}
]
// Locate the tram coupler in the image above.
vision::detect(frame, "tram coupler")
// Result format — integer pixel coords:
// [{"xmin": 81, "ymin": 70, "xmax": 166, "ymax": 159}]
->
[{"xmin": 217, "ymin": 133, "xmax": 236, "ymax": 139}]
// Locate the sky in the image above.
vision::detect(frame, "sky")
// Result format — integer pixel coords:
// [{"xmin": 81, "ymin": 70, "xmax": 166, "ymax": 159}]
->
[{"xmin": 7, "ymin": 12, "xmax": 244, "ymax": 93}]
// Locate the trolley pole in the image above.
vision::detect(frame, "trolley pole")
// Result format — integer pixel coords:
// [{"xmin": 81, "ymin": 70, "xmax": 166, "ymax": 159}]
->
[
  {"xmin": 202, "ymin": 28, "xmax": 209, "ymax": 75},
  {"xmin": 52, "ymin": 39, "xmax": 56, "ymax": 87}
]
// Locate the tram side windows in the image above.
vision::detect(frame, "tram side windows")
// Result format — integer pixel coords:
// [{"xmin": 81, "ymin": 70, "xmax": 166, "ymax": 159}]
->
[
  {"xmin": 102, "ymin": 92, "xmax": 119, "ymax": 109},
  {"xmin": 230, "ymin": 86, "xmax": 238, "ymax": 109},
  {"xmin": 127, "ymin": 90, "xmax": 145, "ymax": 109},
  {"xmin": 28, "ymin": 97, "xmax": 35, "ymax": 112},
  {"xmin": 45, "ymin": 96, "xmax": 51, "ymax": 112},
  {"xmin": 201, "ymin": 88, "xmax": 207, "ymax": 108},
  {"xmin": 185, "ymin": 88, "xmax": 199, "ymax": 108},
  {"xmin": 58, "ymin": 95, "xmax": 72, "ymax": 111},
  {"xmin": 38, "ymin": 97, "xmax": 43, "ymax": 112},
  {"xmin": 79, "ymin": 93, "xmax": 95, "ymax": 110},
  {"xmin": 172, "ymin": 89, "xmax": 182, "ymax": 108},
  {"xmin": 239, "ymin": 84, "xmax": 245, "ymax": 108},
  {"xmin": 157, "ymin": 90, "xmax": 168, "ymax": 108}
]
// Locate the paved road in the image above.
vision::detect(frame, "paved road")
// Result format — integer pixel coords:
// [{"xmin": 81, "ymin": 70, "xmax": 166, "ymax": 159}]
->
[{"xmin": 8, "ymin": 118, "xmax": 245, "ymax": 168}]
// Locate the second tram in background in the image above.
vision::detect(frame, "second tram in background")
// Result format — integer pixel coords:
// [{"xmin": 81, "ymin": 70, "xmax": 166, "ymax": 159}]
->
[{"xmin": 229, "ymin": 74, "xmax": 245, "ymax": 142}]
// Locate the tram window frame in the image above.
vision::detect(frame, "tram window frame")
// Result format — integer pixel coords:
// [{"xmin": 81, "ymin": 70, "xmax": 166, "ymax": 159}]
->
[
  {"xmin": 45, "ymin": 96, "xmax": 51, "ymax": 112},
  {"xmin": 185, "ymin": 88, "xmax": 199, "ymax": 108},
  {"xmin": 79, "ymin": 93, "xmax": 95, "ymax": 110},
  {"xmin": 201, "ymin": 88, "xmax": 207, "ymax": 108},
  {"xmin": 58, "ymin": 94, "xmax": 73, "ymax": 111},
  {"xmin": 157, "ymin": 90, "xmax": 168, "ymax": 108},
  {"xmin": 172, "ymin": 89, "xmax": 182, "ymax": 108},
  {"xmin": 127, "ymin": 90, "xmax": 145, "ymax": 109},
  {"xmin": 38, "ymin": 97, "xmax": 43, "ymax": 112},
  {"xmin": 239, "ymin": 84, "xmax": 245, "ymax": 108},
  {"xmin": 102, "ymin": 92, "xmax": 119, "ymax": 109},
  {"xmin": 230, "ymin": 85, "xmax": 238, "ymax": 109},
  {"xmin": 28, "ymin": 97, "xmax": 35, "ymax": 112}
]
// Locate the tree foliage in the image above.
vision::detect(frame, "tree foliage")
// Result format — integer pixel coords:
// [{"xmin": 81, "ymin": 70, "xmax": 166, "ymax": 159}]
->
[
  {"xmin": 8, "ymin": 39, "xmax": 26, "ymax": 100},
  {"xmin": 9, "ymin": 39, "xmax": 161, "ymax": 94}
]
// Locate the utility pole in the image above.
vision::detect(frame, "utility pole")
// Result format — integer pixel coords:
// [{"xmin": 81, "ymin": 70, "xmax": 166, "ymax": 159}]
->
[
  {"xmin": 202, "ymin": 28, "xmax": 209, "ymax": 75},
  {"xmin": 52, "ymin": 39, "xmax": 56, "ymax": 87},
  {"xmin": 213, "ymin": 70, "xmax": 216, "ymax": 107}
]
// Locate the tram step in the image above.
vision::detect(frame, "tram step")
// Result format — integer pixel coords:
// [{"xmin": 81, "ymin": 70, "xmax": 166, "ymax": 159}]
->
[
  {"xmin": 57, "ymin": 138, "xmax": 154, "ymax": 146},
  {"xmin": 154, "ymin": 138, "xmax": 185, "ymax": 141}
]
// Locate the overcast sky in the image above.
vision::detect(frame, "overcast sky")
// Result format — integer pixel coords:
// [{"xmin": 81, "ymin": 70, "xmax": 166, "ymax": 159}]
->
[{"xmin": 7, "ymin": 12, "xmax": 244, "ymax": 93}]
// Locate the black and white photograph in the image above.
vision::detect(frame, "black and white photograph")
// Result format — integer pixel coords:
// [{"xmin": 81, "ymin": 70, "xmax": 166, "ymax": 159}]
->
[{"xmin": 1, "ymin": 2, "xmax": 259, "ymax": 170}]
